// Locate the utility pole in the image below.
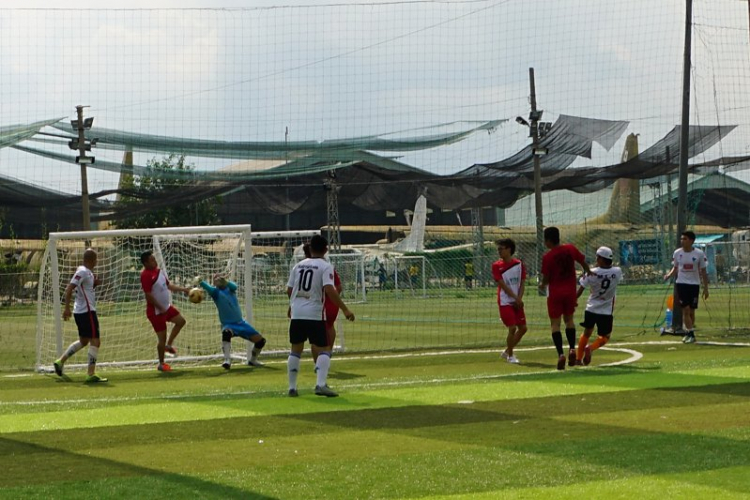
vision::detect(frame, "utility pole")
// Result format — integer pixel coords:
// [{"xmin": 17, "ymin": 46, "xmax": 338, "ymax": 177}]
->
[
  {"xmin": 528, "ymin": 68, "xmax": 547, "ymax": 280},
  {"xmin": 471, "ymin": 207, "xmax": 484, "ymax": 286},
  {"xmin": 673, "ymin": 0, "xmax": 693, "ymax": 333},
  {"xmin": 325, "ymin": 171, "xmax": 341, "ymax": 253},
  {"xmin": 68, "ymin": 105, "xmax": 96, "ymax": 232},
  {"xmin": 285, "ymin": 126, "xmax": 290, "ymax": 232}
]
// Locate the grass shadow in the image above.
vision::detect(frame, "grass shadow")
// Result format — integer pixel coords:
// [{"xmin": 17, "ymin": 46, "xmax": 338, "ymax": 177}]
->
[{"xmin": 0, "ymin": 437, "xmax": 276, "ymax": 499}]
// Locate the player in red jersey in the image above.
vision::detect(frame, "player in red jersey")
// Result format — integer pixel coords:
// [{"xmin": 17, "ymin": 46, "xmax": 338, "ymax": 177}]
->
[
  {"xmin": 140, "ymin": 251, "xmax": 191, "ymax": 372},
  {"xmin": 539, "ymin": 227, "xmax": 591, "ymax": 370},
  {"xmin": 491, "ymin": 238, "xmax": 527, "ymax": 364},
  {"xmin": 302, "ymin": 243, "xmax": 342, "ymax": 362}
]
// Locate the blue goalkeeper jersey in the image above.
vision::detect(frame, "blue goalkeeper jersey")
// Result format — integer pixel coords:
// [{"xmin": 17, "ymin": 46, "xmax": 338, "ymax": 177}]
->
[{"xmin": 200, "ymin": 280, "xmax": 243, "ymax": 326}]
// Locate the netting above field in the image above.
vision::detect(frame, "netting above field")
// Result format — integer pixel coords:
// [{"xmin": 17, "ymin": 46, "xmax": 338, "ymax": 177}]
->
[{"xmin": 1, "ymin": 1, "xmax": 750, "ymax": 220}]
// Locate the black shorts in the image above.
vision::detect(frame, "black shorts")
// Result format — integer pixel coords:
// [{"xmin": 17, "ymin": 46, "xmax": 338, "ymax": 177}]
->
[
  {"xmin": 289, "ymin": 319, "xmax": 328, "ymax": 347},
  {"xmin": 74, "ymin": 311, "xmax": 101, "ymax": 339},
  {"xmin": 676, "ymin": 283, "xmax": 700, "ymax": 309},
  {"xmin": 580, "ymin": 310, "xmax": 614, "ymax": 336}
]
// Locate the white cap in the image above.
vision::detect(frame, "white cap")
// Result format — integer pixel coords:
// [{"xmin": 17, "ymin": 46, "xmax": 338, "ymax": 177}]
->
[{"xmin": 596, "ymin": 246, "xmax": 614, "ymax": 260}]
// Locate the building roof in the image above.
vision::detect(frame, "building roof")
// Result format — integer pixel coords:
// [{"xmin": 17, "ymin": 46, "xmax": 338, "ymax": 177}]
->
[{"xmin": 504, "ymin": 173, "xmax": 750, "ymax": 228}]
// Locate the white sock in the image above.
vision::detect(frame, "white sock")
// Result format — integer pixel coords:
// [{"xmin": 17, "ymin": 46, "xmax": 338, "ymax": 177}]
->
[
  {"xmin": 88, "ymin": 345, "xmax": 98, "ymax": 368},
  {"xmin": 287, "ymin": 353, "xmax": 301, "ymax": 390},
  {"xmin": 222, "ymin": 341, "xmax": 231, "ymax": 363},
  {"xmin": 315, "ymin": 352, "xmax": 331, "ymax": 388},
  {"xmin": 63, "ymin": 340, "xmax": 83, "ymax": 360}
]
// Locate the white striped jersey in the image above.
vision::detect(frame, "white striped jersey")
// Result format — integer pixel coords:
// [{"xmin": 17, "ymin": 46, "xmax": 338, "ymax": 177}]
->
[
  {"xmin": 70, "ymin": 265, "xmax": 97, "ymax": 313},
  {"xmin": 579, "ymin": 266, "xmax": 622, "ymax": 315}
]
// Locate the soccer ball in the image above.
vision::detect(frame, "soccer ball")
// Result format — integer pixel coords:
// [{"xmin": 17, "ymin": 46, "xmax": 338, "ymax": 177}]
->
[{"xmin": 188, "ymin": 287, "xmax": 204, "ymax": 304}]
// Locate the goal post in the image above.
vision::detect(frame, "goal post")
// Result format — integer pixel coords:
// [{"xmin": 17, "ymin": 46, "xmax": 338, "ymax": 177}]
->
[
  {"xmin": 36, "ymin": 226, "xmax": 322, "ymax": 372},
  {"xmin": 392, "ymin": 255, "xmax": 428, "ymax": 298}
]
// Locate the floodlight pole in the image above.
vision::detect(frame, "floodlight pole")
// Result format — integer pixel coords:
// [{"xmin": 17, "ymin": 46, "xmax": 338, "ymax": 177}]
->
[
  {"xmin": 529, "ymin": 68, "xmax": 544, "ymax": 280},
  {"xmin": 673, "ymin": 0, "xmax": 693, "ymax": 332},
  {"xmin": 75, "ymin": 105, "xmax": 91, "ymax": 232},
  {"xmin": 325, "ymin": 173, "xmax": 341, "ymax": 253}
]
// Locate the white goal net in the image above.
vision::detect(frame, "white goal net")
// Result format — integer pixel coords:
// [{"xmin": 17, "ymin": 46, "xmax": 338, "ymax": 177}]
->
[{"xmin": 36, "ymin": 226, "xmax": 318, "ymax": 372}]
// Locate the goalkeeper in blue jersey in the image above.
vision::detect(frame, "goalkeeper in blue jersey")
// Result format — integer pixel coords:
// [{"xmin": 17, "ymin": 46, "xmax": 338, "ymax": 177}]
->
[{"xmin": 198, "ymin": 274, "xmax": 266, "ymax": 370}]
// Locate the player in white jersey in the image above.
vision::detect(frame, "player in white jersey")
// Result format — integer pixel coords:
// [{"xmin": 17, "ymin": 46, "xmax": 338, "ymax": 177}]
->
[
  {"xmin": 54, "ymin": 249, "xmax": 107, "ymax": 383},
  {"xmin": 286, "ymin": 235, "xmax": 354, "ymax": 397},
  {"xmin": 575, "ymin": 246, "xmax": 623, "ymax": 366},
  {"xmin": 664, "ymin": 230, "xmax": 709, "ymax": 344}
]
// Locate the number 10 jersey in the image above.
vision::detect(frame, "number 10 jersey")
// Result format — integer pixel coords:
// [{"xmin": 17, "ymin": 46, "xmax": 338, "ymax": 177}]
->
[{"xmin": 287, "ymin": 257, "xmax": 335, "ymax": 320}]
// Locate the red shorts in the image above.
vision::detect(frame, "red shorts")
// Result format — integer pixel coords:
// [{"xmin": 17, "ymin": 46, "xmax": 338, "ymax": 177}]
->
[
  {"xmin": 147, "ymin": 305, "xmax": 181, "ymax": 332},
  {"xmin": 547, "ymin": 294, "xmax": 577, "ymax": 319},
  {"xmin": 499, "ymin": 305, "xmax": 526, "ymax": 327},
  {"xmin": 324, "ymin": 303, "xmax": 339, "ymax": 329}
]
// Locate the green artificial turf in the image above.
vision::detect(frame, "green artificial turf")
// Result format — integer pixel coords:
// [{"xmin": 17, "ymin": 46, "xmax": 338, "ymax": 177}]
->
[{"xmin": 1, "ymin": 342, "xmax": 749, "ymax": 499}]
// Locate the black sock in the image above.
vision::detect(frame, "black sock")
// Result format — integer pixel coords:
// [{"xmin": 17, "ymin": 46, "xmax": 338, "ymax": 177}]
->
[
  {"xmin": 565, "ymin": 328, "xmax": 577, "ymax": 350},
  {"xmin": 552, "ymin": 331, "xmax": 564, "ymax": 356}
]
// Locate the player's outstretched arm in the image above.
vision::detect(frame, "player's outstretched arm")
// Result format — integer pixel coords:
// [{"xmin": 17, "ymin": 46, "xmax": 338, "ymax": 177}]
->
[
  {"xmin": 580, "ymin": 260, "xmax": 593, "ymax": 276},
  {"xmin": 168, "ymin": 283, "xmax": 190, "ymax": 296}
]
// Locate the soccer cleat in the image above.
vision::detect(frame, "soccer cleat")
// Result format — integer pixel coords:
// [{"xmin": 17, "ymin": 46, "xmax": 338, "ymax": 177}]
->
[
  {"xmin": 500, "ymin": 351, "xmax": 509, "ymax": 360},
  {"xmin": 583, "ymin": 345, "xmax": 592, "ymax": 366},
  {"xmin": 315, "ymin": 385, "xmax": 339, "ymax": 397},
  {"xmin": 158, "ymin": 363, "xmax": 172, "ymax": 372},
  {"xmin": 164, "ymin": 345, "xmax": 178, "ymax": 356},
  {"xmin": 683, "ymin": 335, "xmax": 696, "ymax": 344},
  {"xmin": 84, "ymin": 374, "xmax": 108, "ymax": 383},
  {"xmin": 221, "ymin": 362, "xmax": 231, "ymax": 370},
  {"xmin": 53, "ymin": 359, "xmax": 63, "ymax": 377},
  {"xmin": 247, "ymin": 359, "xmax": 264, "ymax": 367},
  {"xmin": 507, "ymin": 355, "xmax": 520, "ymax": 364},
  {"xmin": 568, "ymin": 349, "xmax": 577, "ymax": 367},
  {"xmin": 574, "ymin": 360, "xmax": 584, "ymax": 366},
  {"xmin": 557, "ymin": 354, "xmax": 566, "ymax": 371},
  {"xmin": 288, "ymin": 388, "xmax": 299, "ymax": 397}
]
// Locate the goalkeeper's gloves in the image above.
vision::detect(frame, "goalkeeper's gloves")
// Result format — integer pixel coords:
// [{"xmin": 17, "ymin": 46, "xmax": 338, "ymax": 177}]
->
[{"xmin": 192, "ymin": 276, "xmax": 203, "ymax": 287}]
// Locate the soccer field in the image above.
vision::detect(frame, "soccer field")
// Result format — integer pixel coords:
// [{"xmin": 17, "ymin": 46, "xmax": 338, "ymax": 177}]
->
[
  {"xmin": 5, "ymin": 283, "xmax": 750, "ymax": 372},
  {"xmin": 1, "ymin": 341, "xmax": 749, "ymax": 499}
]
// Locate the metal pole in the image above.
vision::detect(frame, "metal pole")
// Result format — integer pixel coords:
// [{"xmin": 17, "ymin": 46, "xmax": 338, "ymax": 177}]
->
[
  {"xmin": 285, "ymin": 126, "xmax": 290, "ymax": 232},
  {"xmin": 673, "ymin": 0, "xmax": 693, "ymax": 333},
  {"xmin": 76, "ymin": 105, "xmax": 90, "ymax": 231},
  {"xmin": 529, "ymin": 68, "xmax": 544, "ymax": 279}
]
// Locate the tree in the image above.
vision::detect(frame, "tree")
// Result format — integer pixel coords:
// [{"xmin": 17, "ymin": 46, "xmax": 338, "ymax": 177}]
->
[{"xmin": 116, "ymin": 154, "xmax": 220, "ymax": 229}]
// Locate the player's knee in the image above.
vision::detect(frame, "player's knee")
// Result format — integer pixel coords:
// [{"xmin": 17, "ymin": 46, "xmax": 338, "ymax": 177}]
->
[
  {"xmin": 254, "ymin": 337, "xmax": 266, "ymax": 350},
  {"xmin": 517, "ymin": 325, "xmax": 528, "ymax": 336},
  {"xmin": 222, "ymin": 329, "xmax": 233, "ymax": 342},
  {"xmin": 598, "ymin": 335, "xmax": 610, "ymax": 345}
]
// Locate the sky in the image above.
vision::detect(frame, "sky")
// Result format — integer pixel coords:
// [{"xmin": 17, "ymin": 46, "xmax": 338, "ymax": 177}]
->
[{"xmin": 1, "ymin": 0, "xmax": 749, "ymax": 195}]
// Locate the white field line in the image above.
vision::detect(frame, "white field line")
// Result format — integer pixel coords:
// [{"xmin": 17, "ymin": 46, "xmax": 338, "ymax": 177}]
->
[
  {"xmin": 19, "ymin": 340, "xmax": 750, "ymax": 379},
  {"xmin": 4, "ymin": 339, "xmax": 743, "ymax": 380},
  {"xmin": 2, "ymin": 340, "xmax": 747, "ymax": 407}
]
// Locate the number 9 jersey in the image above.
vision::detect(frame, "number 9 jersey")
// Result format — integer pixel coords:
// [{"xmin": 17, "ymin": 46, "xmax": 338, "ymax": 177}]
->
[
  {"xmin": 287, "ymin": 257, "xmax": 336, "ymax": 320},
  {"xmin": 579, "ymin": 266, "xmax": 623, "ymax": 315}
]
